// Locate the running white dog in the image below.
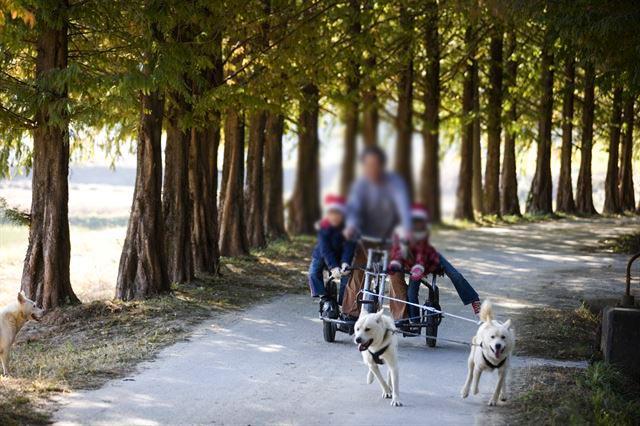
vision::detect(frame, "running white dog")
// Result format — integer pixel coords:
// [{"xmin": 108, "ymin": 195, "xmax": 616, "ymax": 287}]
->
[
  {"xmin": 354, "ymin": 310, "xmax": 402, "ymax": 407},
  {"xmin": 461, "ymin": 300, "xmax": 515, "ymax": 406},
  {"xmin": 0, "ymin": 291, "xmax": 45, "ymax": 375}
]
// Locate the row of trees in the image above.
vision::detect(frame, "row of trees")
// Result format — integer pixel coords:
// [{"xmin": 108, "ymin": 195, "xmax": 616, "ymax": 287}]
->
[{"xmin": 1, "ymin": 0, "xmax": 639, "ymax": 308}]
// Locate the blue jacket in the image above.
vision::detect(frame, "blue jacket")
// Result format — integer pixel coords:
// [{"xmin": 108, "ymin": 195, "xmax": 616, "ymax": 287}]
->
[{"xmin": 311, "ymin": 219, "xmax": 356, "ymax": 269}]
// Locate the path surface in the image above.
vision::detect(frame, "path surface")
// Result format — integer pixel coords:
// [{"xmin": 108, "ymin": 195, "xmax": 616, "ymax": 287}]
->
[{"xmin": 54, "ymin": 217, "xmax": 638, "ymax": 425}]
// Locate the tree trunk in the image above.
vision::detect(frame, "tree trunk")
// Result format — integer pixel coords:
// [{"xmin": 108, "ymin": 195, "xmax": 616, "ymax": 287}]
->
[
  {"xmin": 163, "ymin": 100, "xmax": 193, "ymax": 283},
  {"xmin": 454, "ymin": 25, "xmax": 476, "ymax": 221},
  {"xmin": 116, "ymin": 90, "xmax": 169, "ymax": 300},
  {"xmin": 483, "ymin": 27, "xmax": 503, "ymax": 215},
  {"xmin": 264, "ymin": 112, "xmax": 287, "ymax": 239},
  {"xmin": 619, "ymin": 95, "xmax": 636, "ymax": 211},
  {"xmin": 526, "ymin": 33, "xmax": 554, "ymax": 215},
  {"xmin": 603, "ymin": 87, "xmax": 623, "ymax": 214},
  {"xmin": 471, "ymin": 41, "xmax": 483, "ymax": 215},
  {"xmin": 420, "ymin": 0, "xmax": 441, "ymax": 223},
  {"xmin": 500, "ymin": 32, "xmax": 520, "ymax": 216},
  {"xmin": 556, "ymin": 57, "xmax": 576, "ymax": 213},
  {"xmin": 219, "ymin": 109, "xmax": 249, "ymax": 256},
  {"xmin": 22, "ymin": 1, "xmax": 79, "ymax": 309},
  {"xmin": 340, "ymin": 0, "xmax": 361, "ymax": 196},
  {"xmin": 394, "ymin": 5, "xmax": 414, "ymax": 198},
  {"xmin": 362, "ymin": 82, "xmax": 378, "ymax": 147},
  {"xmin": 575, "ymin": 62, "xmax": 597, "ymax": 215},
  {"xmin": 288, "ymin": 84, "xmax": 321, "ymax": 234},
  {"xmin": 245, "ymin": 111, "xmax": 267, "ymax": 247}
]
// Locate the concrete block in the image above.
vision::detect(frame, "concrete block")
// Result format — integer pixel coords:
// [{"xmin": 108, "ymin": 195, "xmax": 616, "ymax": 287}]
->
[{"xmin": 601, "ymin": 306, "xmax": 640, "ymax": 377}]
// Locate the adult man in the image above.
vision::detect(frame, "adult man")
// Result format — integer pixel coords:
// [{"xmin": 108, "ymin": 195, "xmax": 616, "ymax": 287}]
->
[{"xmin": 341, "ymin": 146, "xmax": 412, "ymax": 321}]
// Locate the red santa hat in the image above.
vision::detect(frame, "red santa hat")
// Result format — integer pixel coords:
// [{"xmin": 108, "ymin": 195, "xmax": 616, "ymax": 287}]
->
[
  {"xmin": 411, "ymin": 203, "xmax": 430, "ymax": 221},
  {"xmin": 324, "ymin": 194, "xmax": 346, "ymax": 214}
]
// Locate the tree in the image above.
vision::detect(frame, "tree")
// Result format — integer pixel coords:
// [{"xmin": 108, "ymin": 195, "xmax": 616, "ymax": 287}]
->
[
  {"xmin": 21, "ymin": 0, "xmax": 79, "ymax": 308},
  {"xmin": 484, "ymin": 25, "xmax": 503, "ymax": 216},
  {"xmin": 263, "ymin": 112, "xmax": 287, "ymax": 239},
  {"xmin": 420, "ymin": 0, "xmax": 441, "ymax": 223},
  {"xmin": 526, "ymin": 31, "xmax": 554, "ymax": 215},
  {"xmin": 603, "ymin": 87, "xmax": 623, "ymax": 214},
  {"xmin": 619, "ymin": 94, "xmax": 635, "ymax": 211},
  {"xmin": 500, "ymin": 31, "xmax": 520, "ymax": 216},
  {"xmin": 245, "ymin": 111, "xmax": 267, "ymax": 247},
  {"xmin": 575, "ymin": 62, "xmax": 597, "ymax": 215},
  {"xmin": 556, "ymin": 57, "xmax": 576, "ymax": 213}
]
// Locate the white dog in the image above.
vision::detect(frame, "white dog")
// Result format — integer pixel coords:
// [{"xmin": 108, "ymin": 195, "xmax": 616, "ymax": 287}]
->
[
  {"xmin": 461, "ymin": 300, "xmax": 515, "ymax": 406},
  {"xmin": 0, "ymin": 291, "xmax": 45, "ymax": 375},
  {"xmin": 354, "ymin": 310, "xmax": 402, "ymax": 406}
]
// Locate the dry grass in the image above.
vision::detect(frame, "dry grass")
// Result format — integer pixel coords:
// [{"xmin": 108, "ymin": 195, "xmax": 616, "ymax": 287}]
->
[{"xmin": 0, "ymin": 235, "xmax": 314, "ymax": 425}]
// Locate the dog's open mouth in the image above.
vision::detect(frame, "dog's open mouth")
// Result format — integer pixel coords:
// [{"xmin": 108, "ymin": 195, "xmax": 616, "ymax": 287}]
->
[
  {"xmin": 357, "ymin": 339, "xmax": 373, "ymax": 352},
  {"xmin": 492, "ymin": 346, "xmax": 503, "ymax": 358}
]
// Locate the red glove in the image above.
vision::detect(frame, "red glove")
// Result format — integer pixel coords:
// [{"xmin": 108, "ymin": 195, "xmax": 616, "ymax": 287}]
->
[
  {"xmin": 388, "ymin": 260, "xmax": 403, "ymax": 273},
  {"xmin": 410, "ymin": 264, "xmax": 425, "ymax": 281}
]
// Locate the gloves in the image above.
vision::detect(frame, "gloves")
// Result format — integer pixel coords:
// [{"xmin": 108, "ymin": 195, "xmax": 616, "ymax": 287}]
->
[
  {"xmin": 410, "ymin": 264, "xmax": 425, "ymax": 281},
  {"xmin": 340, "ymin": 263, "xmax": 351, "ymax": 276},
  {"xmin": 388, "ymin": 260, "xmax": 403, "ymax": 273},
  {"xmin": 330, "ymin": 267, "xmax": 341, "ymax": 279}
]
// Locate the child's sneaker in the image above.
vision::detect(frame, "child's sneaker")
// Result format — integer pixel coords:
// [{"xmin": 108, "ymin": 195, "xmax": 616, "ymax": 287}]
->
[{"xmin": 471, "ymin": 300, "xmax": 481, "ymax": 316}]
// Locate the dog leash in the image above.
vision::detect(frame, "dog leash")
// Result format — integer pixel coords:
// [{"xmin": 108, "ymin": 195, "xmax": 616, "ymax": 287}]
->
[
  {"xmin": 389, "ymin": 328, "xmax": 477, "ymax": 347},
  {"xmin": 361, "ymin": 290, "xmax": 481, "ymax": 325}
]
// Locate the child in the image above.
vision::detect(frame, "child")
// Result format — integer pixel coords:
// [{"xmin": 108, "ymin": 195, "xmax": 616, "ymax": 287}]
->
[
  {"xmin": 388, "ymin": 203, "xmax": 481, "ymax": 321},
  {"xmin": 308, "ymin": 195, "xmax": 356, "ymax": 312}
]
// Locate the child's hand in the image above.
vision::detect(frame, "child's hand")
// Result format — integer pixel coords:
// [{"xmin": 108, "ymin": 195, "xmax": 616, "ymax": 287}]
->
[{"xmin": 410, "ymin": 265, "xmax": 425, "ymax": 281}]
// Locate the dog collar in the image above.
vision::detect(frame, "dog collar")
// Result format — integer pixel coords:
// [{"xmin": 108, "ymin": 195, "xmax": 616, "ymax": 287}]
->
[
  {"xmin": 480, "ymin": 343, "xmax": 507, "ymax": 370},
  {"xmin": 368, "ymin": 344, "xmax": 390, "ymax": 365}
]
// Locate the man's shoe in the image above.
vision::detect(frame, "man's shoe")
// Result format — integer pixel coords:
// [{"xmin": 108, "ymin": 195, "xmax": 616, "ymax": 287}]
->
[{"xmin": 321, "ymin": 297, "xmax": 339, "ymax": 319}]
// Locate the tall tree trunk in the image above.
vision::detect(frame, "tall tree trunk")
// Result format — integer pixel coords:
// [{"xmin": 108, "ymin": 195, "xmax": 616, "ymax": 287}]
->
[
  {"xmin": 362, "ymin": 81, "xmax": 378, "ymax": 147},
  {"xmin": 22, "ymin": 1, "xmax": 79, "ymax": 308},
  {"xmin": 420, "ymin": 0, "xmax": 441, "ymax": 223},
  {"xmin": 219, "ymin": 109, "xmax": 249, "ymax": 255},
  {"xmin": 575, "ymin": 62, "xmax": 597, "ymax": 215},
  {"xmin": 454, "ymin": 25, "xmax": 476, "ymax": 221},
  {"xmin": 163, "ymin": 100, "xmax": 193, "ymax": 283},
  {"xmin": 500, "ymin": 32, "xmax": 520, "ymax": 216},
  {"xmin": 264, "ymin": 112, "xmax": 287, "ymax": 239},
  {"xmin": 245, "ymin": 111, "xmax": 267, "ymax": 247},
  {"xmin": 340, "ymin": 0, "xmax": 361, "ymax": 195},
  {"xmin": 484, "ymin": 27, "xmax": 503, "ymax": 215},
  {"xmin": 288, "ymin": 84, "xmax": 321, "ymax": 234},
  {"xmin": 556, "ymin": 57, "xmax": 576, "ymax": 213},
  {"xmin": 619, "ymin": 95, "xmax": 636, "ymax": 211},
  {"xmin": 603, "ymin": 87, "xmax": 623, "ymax": 214},
  {"xmin": 116, "ymin": 90, "xmax": 169, "ymax": 300},
  {"xmin": 394, "ymin": 5, "xmax": 414, "ymax": 198},
  {"xmin": 471, "ymin": 43, "xmax": 483, "ymax": 214},
  {"xmin": 526, "ymin": 32, "xmax": 554, "ymax": 215}
]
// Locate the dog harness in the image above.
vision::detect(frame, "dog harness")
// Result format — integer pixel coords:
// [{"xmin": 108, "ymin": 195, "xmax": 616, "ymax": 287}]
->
[
  {"xmin": 480, "ymin": 343, "xmax": 507, "ymax": 370},
  {"xmin": 368, "ymin": 329, "xmax": 391, "ymax": 365}
]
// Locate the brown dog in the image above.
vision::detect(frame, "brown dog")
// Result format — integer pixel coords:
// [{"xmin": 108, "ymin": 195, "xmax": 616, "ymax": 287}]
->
[{"xmin": 0, "ymin": 292, "xmax": 45, "ymax": 375}]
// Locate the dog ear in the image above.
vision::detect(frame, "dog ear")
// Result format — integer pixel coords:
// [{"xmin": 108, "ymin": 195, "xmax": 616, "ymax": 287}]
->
[
  {"xmin": 503, "ymin": 319, "xmax": 512, "ymax": 329},
  {"xmin": 375, "ymin": 310, "xmax": 384, "ymax": 323},
  {"xmin": 17, "ymin": 291, "xmax": 26, "ymax": 304}
]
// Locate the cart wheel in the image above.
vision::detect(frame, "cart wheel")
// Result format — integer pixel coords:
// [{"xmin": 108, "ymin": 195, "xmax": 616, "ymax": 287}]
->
[
  {"xmin": 323, "ymin": 320, "xmax": 336, "ymax": 342},
  {"xmin": 424, "ymin": 301, "xmax": 438, "ymax": 347}
]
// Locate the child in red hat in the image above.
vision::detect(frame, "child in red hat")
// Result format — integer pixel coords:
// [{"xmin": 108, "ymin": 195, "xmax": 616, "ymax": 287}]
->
[{"xmin": 308, "ymin": 194, "xmax": 356, "ymax": 317}]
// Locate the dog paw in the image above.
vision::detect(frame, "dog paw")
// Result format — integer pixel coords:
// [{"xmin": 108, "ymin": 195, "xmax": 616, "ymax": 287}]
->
[
  {"xmin": 500, "ymin": 395, "xmax": 507, "ymax": 402},
  {"xmin": 488, "ymin": 399, "xmax": 498, "ymax": 406},
  {"xmin": 460, "ymin": 389, "xmax": 469, "ymax": 399},
  {"xmin": 390, "ymin": 399, "xmax": 403, "ymax": 407},
  {"xmin": 382, "ymin": 391, "xmax": 392, "ymax": 399},
  {"xmin": 472, "ymin": 387, "xmax": 480, "ymax": 395}
]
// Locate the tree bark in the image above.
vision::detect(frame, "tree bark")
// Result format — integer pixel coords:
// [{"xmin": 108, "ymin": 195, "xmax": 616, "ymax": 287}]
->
[
  {"xmin": 340, "ymin": 0, "xmax": 361, "ymax": 196},
  {"xmin": 603, "ymin": 87, "xmax": 623, "ymax": 214},
  {"xmin": 619, "ymin": 95, "xmax": 636, "ymax": 211},
  {"xmin": 500, "ymin": 32, "xmax": 520, "ymax": 216},
  {"xmin": 245, "ymin": 111, "xmax": 267, "ymax": 247},
  {"xmin": 116, "ymin": 90, "xmax": 169, "ymax": 300},
  {"xmin": 219, "ymin": 109, "xmax": 249, "ymax": 256},
  {"xmin": 556, "ymin": 57, "xmax": 576, "ymax": 213},
  {"xmin": 484, "ymin": 27, "xmax": 503, "ymax": 215},
  {"xmin": 575, "ymin": 62, "xmax": 597, "ymax": 215},
  {"xmin": 394, "ymin": 5, "xmax": 414, "ymax": 198},
  {"xmin": 22, "ymin": 1, "xmax": 80, "ymax": 309},
  {"xmin": 471, "ymin": 39, "xmax": 483, "ymax": 215},
  {"xmin": 288, "ymin": 84, "xmax": 321, "ymax": 234},
  {"xmin": 362, "ymin": 81, "xmax": 378, "ymax": 147},
  {"xmin": 163, "ymin": 99, "xmax": 193, "ymax": 283},
  {"xmin": 263, "ymin": 112, "xmax": 287, "ymax": 239},
  {"xmin": 526, "ymin": 33, "xmax": 554, "ymax": 215},
  {"xmin": 420, "ymin": 0, "xmax": 441, "ymax": 223},
  {"xmin": 454, "ymin": 25, "xmax": 476, "ymax": 221}
]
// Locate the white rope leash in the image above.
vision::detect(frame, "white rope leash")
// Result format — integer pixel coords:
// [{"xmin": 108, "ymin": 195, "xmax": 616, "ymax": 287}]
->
[{"xmin": 361, "ymin": 290, "xmax": 481, "ymax": 325}]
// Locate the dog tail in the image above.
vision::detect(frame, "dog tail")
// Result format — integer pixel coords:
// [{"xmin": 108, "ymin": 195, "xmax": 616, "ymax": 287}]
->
[
  {"xmin": 479, "ymin": 299, "xmax": 494, "ymax": 323},
  {"xmin": 367, "ymin": 369, "xmax": 374, "ymax": 384}
]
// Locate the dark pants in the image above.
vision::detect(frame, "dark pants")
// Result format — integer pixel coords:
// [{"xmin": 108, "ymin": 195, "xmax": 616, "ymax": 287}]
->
[{"xmin": 308, "ymin": 257, "xmax": 349, "ymax": 303}]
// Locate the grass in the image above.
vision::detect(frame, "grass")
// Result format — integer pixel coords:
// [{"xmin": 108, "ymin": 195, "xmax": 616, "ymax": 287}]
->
[
  {"xmin": 510, "ymin": 363, "xmax": 640, "ymax": 425},
  {"xmin": 438, "ymin": 212, "xmax": 565, "ymax": 231},
  {"xmin": 599, "ymin": 232, "xmax": 640, "ymax": 255},
  {"xmin": 0, "ymin": 235, "xmax": 314, "ymax": 425}
]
